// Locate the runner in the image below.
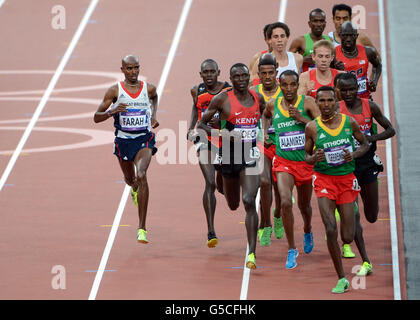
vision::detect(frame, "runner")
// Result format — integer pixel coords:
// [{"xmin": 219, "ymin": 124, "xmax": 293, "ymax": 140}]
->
[
  {"xmin": 93, "ymin": 55, "xmax": 159, "ymax": 244},
  {"xmin": 187, "ymin": 59, "xmax": 231, "ymax": 248},
  {"xmin": 337, "ymin": 73, "xmax": 395, "ymax": 275},
  {"xmin": 263, "ymin": 70, "xmax": 320, "ymax": 269},
  {"xmin": 198, "ymin": 63, "xmax": 266, "ymax": 269},
  {"xmin": 298, "ymin": 39, "xmax": 344, "ymax": 98},
  {"xmin": 250, "ymin": 53, "xmax": 284, "ymax": 246},
  {"xmin": 249, "ymin": 23, "xmax": 274, "ymax": 85},
  {"xmin": 335, "ymin": 22, "xmax": 382, "ymax": 100},
  {"xmin": 304, "ymin": 86, "xmax": 369, "ymax": 293},
  {"xmin": 289, "ymin": 8, "xmax": 331, "ymax": 72},
  {"xmin": 251, "ymin": 22, "xmax": 303, "ymax": 81},
  {"xmin": 329, "ymin": 3, "xmax": 379, "ymax": 54}
]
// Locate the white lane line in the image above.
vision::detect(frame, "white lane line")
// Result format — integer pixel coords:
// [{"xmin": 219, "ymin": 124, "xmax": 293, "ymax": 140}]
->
[
  {"xmin": 87, "ymin": 0, "xmax": 194, "ymax": 300},
  {"xmin": 0, "ymin": 0, "xmax": 99, "ymax": 192},
  {"xmin": 0, "ymin": 0, "xmax": 5, "ymax": 9},
  {"xmin": 278, "ymin": 0, "xmax": 287, "ymax": 22},
  {"xmin": 239, "ymin": 0, "xmax": 288, "ymax": 300},
  {"xmin": 378, "ymin": 0, "xmax": 401, "ymax": 300},
  {"xmin": 240, "ymin": 189, "xmax": 260, "ymax": 300}
]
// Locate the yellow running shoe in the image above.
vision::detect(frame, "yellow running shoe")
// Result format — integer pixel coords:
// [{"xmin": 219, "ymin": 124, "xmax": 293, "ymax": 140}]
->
[
  {"xmin": 246, "ymin": 253, "xmax": 256, "ymax": 269},
  {"xmin": 131, "ymin": 187, "xmax": 138, "ymax": 207},
  {"xmin": 356, "ymin": 261, "xmax": 373, "ymax": 276},
  {"xmin": 342, "ymin": 244, "xmax": 355, "ymax": 258},
  {"xmin": 137, "ymin": 228, "xmax": 149, "ymax": 244},
  {"xmin": 207, "ymin": 231, "xmax": 218, "ymax": 248}
]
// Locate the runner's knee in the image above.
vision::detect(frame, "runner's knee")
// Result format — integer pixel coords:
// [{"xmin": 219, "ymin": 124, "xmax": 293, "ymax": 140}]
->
[{"xmin": 242, "ymin": 193, "xmax": 256, "ymax": 211}]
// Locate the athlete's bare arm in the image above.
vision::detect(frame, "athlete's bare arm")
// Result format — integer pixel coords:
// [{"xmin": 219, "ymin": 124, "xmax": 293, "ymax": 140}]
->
[
  {"xmin": 304, "ymin": 120, "xmax": 324, "ymax": 164},
  {"xmin": 249, "ymin": 52, "xmax": 263, "ymax": 80},
  {"xmin": 294, "ymin": 53, "xmax": 304, "ymax": 74},
  {"xmin": 197, "ymin": 92, "xmax": 227, "ymax": 136},
  {"xmin": 368, "ymin": 100, "xmax": 396, "ymax": 142},
  {"xmin": 349, "ymin": 116, "xmax": 370, "ymax": 160},
  {"xmin": 262, "ymin": 99, "xmax": 274, "ymax": 144},
  {"xmin": 93, "ymin": 84, "xmax": 126, "ymax": 123},
  {"xmin": 365, "ymin": 46, "xmax": 382, "ymax": 93},
  {"xmin": 304, "ymin": 95, "xmax": 321, "ymax": 120},
  {"xmin": 187, "ymin": 86, "xmax": 199, "ymax": 140},
  {"xmin": 298, "ymin": 71, "xmax": 311, "ymax": 95},
  {"xmin": 359, "ymin": 31, "xmax": 380, "ymax": 60},
  {"xmin": 147, "ymin": 83, "xmax": 159, "ymax": 128},
  {"xmin": 289, "ymin": 36, "xmax": 305, "ymax": 56}
]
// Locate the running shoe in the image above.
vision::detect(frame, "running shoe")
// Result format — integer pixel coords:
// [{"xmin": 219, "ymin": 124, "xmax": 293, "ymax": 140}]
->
[
  {"xmin": 137, "ymin": 228, "xmax": 149, "ymax": 244},
  {"xmin": 303, "ymin": 232, "xmax": 314, "ymax": 254},
  {"xmin": 342, "ymin": 244, "xmax": 356, "ymax": 258},
  {"xmin": 260, "ymin": 227, "xmax": 272, "ymax": 246},
  {"xmin": 246, "ymin": 253, "xmax": 256, "ymax": 269},
  {"xmin": 273, "ymin": 209, "xmax": 284, "ymax": 239},
  {"xmin": 207, "ymin": 231, "xmax": 218, "ymax": 248},
  {"xmin": 257, "ymin": 228, "xmax": 263, "ymax": 243},
  {"xmin": 332, "ymin": 278, "xmax": 349, "ymax": 294},
  {"xmin": 356, "ymin": 261, "xmax": 373, "ymax": 276},
  {"xmin": 131, "ymin": 187, "xmax": 139, "ymax": 207},
  {"xmin": 286, "ymin": 248, "xmax": 299, "ymax": 269}
]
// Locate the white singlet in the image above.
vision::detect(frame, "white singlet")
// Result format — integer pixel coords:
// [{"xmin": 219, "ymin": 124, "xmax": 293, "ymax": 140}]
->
[{"xmin": 276, "ymin": 52, "xmax": 299, "ymax": 79}]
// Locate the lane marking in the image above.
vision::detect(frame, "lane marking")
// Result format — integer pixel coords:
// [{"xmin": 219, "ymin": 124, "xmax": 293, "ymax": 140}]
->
[
  {"xmin": 87, "ymin": 0, "xmax": 193, "ymax": 300},
  {"xmin": 239, "ymin": 0, "xmax": 288, "ymax": 301},
  {"xmin": 278, "ymin": 0, "xmax": 287, "ymax": 22},
  {"xmin": 0, "ymin": 0, "xmax": 99, "ymax": 192},
  {"xmin": 0, "ymin": 0, "xmax": 5, "ymax": 9},
  {"xmin": 240, "ymin": 189, "xmax": 260, "ymax": 300},
  {"xmin": 378, "ymin": 0, "xmax": 401, "ymax": 300}
]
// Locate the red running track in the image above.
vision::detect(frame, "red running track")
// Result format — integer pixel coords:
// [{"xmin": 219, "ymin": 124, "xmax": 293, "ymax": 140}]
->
[{"xmin": 0, "ymin": 0, "xmax": 405, "ymax": 301}]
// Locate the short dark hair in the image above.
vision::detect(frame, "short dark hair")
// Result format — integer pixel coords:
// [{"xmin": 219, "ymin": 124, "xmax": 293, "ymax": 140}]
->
[
  {"xmin": 309, "ymin": 8, "xmax": 326, "ymax": 20},
  {"xmin": 201, "ymin": 59, "xmax": 218, "ymax": 70},
  {"xmin": 336, "ymin": 72, "xmax": 358, "ymax": 87},
  {"xmin": 332, "ymin": 4, "xmax": 352, "ymax": 17},
  {"xmin": 258, "ymin": 53, "xmax": 277, "ymax": 69},
  {"xmin": 267, "ymin": 22, "xmax": 290, "ymax": 39},
  {"xmin": 279, "ymin": 70, "xmax": 299, "ymax": 83},
  {"xmin": 316, "ymin": 86, "xmax": 336, "ymax": 99},
  {"xmin": 230, "ymin": 63, "xmax": 249, "ymax": 75},
  {"xmin": 263, "ymin": 23, "xmax": 273, "ymax": 39}
]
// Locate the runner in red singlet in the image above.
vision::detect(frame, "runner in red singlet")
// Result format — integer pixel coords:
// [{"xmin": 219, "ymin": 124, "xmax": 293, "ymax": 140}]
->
[
  {"xmin": 298, "ymin": 40, "xmax": 344, "ymax": 98},
  {"xmin": 334, "ymin": 22, "xmax": 382, "ymax": 100},
  {"xmin": 198, "ymin": 63, "xmax": 266, "ymax": 270},
  {"xmin": 187, "ymin": 59, "xmax": 231, "ymax": 248}
]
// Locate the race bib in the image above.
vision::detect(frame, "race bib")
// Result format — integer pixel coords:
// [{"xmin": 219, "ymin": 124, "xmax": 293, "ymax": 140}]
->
[
  {"xmin": 279, "ymin": 130, "xmax": 305, "ymax": 151},
  {"xmin": 357, "ymin": 77, "xmax": 367, "ymax": 94},
  {"xmin": 353, "ymin": 129, "xmax": 371, "ymax": 150},
  {"xmin": 234, "ymin": 126, "xmax": 258, "ymax": 142},
  {"xmin": 119, "ymin": 109, "xmax": 149, "ymax": 131},
  {"xmin": 324, "ymin": 143, "xmax": 353, "ymax": 166}
]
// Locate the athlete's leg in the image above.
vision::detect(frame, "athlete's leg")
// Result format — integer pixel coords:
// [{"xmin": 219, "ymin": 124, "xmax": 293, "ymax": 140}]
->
[
  {"xmin": 273, "ymin": 180, "xmax": 281, "ymax": 219},
  {"xmin": 353, "ymin": 197, "xmax": 370, "ymax": 263},
  {"xmin": 240, "ymin": 168, "xmax": 260, "ymax": 255},
  {"xmin": 318, "ymin": 197, "xmax": 345, "ymax": 279},
  {"xmin": 198, "ymin": 148, "xmax": 217, "ymax": 235},
  {"xmin": 336, "ymin": 201, "xmax": 356, "ymax": 249},
  {"xmin": 133, "ymin": 147, "xmax": 153, "ymax": 230},
  {"xmin": 118, "ymin": 160, "xmax": 138, "ymax": 191},
  {"xmin": 222, "ymin": 174, "xmax": 241, "ymax": 211},
  {"xmin": 276, "ymin": 172, "xmax": 296, "ymax": 249},
  {"xmin": 360, "ymin": 180, "xmax": 379, "ymax": 223},
  {"xmin": 259, "ymin": 153, "xmax": 273, "ymax": 229},
  {"xmin": 216, "ymin": 170, "xmax": 224, "ymax": 195},
  {"xmin": 296, "ymin": 183, "xmax": 313, "ymax": 234}
]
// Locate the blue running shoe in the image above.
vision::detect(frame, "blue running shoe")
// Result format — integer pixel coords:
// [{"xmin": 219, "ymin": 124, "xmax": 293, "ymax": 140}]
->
[
  {"xmin": 286, "ymin": 248, "xmax": 299, "ymax": 269},
  {"xmin": 303, "ymin": 232, "xmax": 314, "ymax": 254}
]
